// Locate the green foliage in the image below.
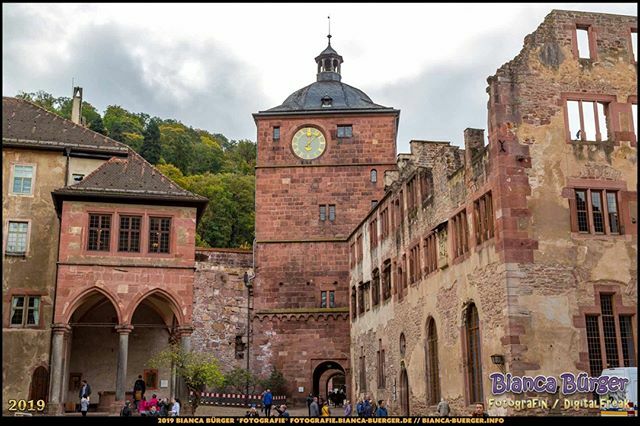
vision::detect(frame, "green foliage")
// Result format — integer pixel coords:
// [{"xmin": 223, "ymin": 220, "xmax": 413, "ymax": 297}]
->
[
  {"xmin": 13, "ymin": 89, "xmax": 257, "ymax": 249},
  {"xmin": 148, "ymin": 343, "xmax": 224, "ymax": 415},
  {"xmin": 222, "ymin": 368, "xmax": 260, "ymax": 394},
  {"xmin": 260, "ymin": 367, "xmax": 288, "ymax": 397},
  {"xmin": 141, "ymin": 119, "xmax": 162, "ymax": 164}
]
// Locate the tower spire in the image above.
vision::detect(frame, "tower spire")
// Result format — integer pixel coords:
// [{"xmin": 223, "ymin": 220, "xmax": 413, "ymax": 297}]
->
[{"xmin": 327, "ymin": 16, "xmax": 331, "ymax": 45}]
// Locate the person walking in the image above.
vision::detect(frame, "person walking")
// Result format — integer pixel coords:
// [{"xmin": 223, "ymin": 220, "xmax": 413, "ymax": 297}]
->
[
  {"xmin": 309, "ymin": 396, "xmax": 320, "ymax": 417},
  {"xmin": 133, "ymin": 375, "xmax": 146, "ymax": 408},
  {"xmin": 321, "ymin": 401, "xmax": 331, "ymax": 417},
  {"xmin": 356, "ymin": 397, "xmax": 364, "ymax": 417},
  {"xmin": 262, "ymin": 388, "xmax": 273, "ymax": 417},
  {"xmin": 437, "ymin": 398, "xmax": 450, "ymax": 417},
  {"xmin": 363, "ymin": 397, "xmax": 373, "ymax": 417},
  {"xmin": 344, "ymin": 400, "xmax": 352, "ymax": 417},
  {"xmin": 375, "ymin": 400, "xmax": 388, "ymax": 417},
  {"xmin": 306, "ymin": 393, "xmax": 314, "ymax": 416}
]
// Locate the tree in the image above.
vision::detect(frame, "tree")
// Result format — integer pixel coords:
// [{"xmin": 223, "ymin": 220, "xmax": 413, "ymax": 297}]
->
[
  {"xmin": 260, "ymin": 367, "xmax": 288, "ymax": 397},
  {"xmin": 148, "ymin": 343, "xmax": 224, "ymax": 415},
  {"xmin": 223, "ymin": 368, "xmax": 260, "ymax": 394},
  {"xmin": 89, "ymin": 116, "xmax": 107, "ymax": 135},
  {"xmin": 141, "ymin": 119, "xmax": 161, "ymax": 164}
]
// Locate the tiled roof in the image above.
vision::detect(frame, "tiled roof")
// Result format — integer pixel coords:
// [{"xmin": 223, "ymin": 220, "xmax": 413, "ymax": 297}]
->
[
  {"xmin": 53, "ymin": 150, "xmax": 208, "ymax": 203},
  {"xmin": 2, "ymin": 97, "xmax": 128, "ymax": 154}
]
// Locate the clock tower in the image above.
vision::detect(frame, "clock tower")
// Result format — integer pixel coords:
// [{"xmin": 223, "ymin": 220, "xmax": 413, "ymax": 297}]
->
[{"xmin": 252, "ymin": 35, "xmax": 399, "ymax": 403}]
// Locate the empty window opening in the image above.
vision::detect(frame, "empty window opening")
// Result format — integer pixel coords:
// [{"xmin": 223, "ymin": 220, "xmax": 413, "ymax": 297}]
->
[
  {"xmin": 576, "ymin": 27, "xmax": 591, "ymax": 59},
  {"xmin": 567, "ymin": 100, "xmax": 609, "ymax": 142}
]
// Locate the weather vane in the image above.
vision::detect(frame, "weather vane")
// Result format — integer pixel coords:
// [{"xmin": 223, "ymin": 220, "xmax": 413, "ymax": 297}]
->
[{"xmin": 327, "ymin": 15, "xmax": 332, "ymax": 44}]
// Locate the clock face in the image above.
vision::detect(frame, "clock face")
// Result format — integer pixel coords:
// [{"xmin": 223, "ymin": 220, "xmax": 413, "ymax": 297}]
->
[{"xmin": 291, "ymin": 127, "xmax": 326, "ymax": 160}]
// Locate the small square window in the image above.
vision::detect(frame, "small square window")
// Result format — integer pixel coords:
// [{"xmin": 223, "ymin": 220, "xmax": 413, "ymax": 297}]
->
[
  {"xmin": 12, "ymin": 165, "xmax": 34, "ymax": 195},
  {"xmin": 329, "ymin": 205, "xmax": 336, "ymax": 222},
  {"xmin": 10, "ymin": 295, "xmax": 40, "ymax": 327},
  {"xmin": 6, "ymin": 221, "xmax": 29, "ymax": 255},
  {"xmin": 273, "ymin": 126, "xmax": 280, "ymax": 141},
  {"xmin": 337, "ymin": 125, "xmax": 353, "ymax": 138}
]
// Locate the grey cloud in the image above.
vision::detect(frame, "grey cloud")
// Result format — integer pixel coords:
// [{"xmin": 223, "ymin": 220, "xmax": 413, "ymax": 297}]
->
[{"xmin": 3, "ymin": 8, "xmax": 266, "ymax": 141}]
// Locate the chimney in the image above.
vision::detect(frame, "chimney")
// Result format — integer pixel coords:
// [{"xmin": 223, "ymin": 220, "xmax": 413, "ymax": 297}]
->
[
  {"xmin": 464, "ymin": 128, "xmax": 485, "ymax": 167},
  {"xmin": 71, "ymin": 86, "xmax": 83, "ymax": 125}
]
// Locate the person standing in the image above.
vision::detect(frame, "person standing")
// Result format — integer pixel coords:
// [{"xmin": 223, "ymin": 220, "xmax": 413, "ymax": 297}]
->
[
  {"xmin": 171, "ymin": 398, "xmax": 181, "ymax": 417},
  {"xmin": 356, "ymin": 397, "xmax": 364, "ymax": 417},
  {"xmin": 363, "ymin": 397, "xmax": 373, "ymax": 417},
  {"xmin": 262, "ymin": 389, "xmax": 273, "ymax": 417},
  {"xmin": 133, "ymin": 375, "xmax": 146, "ymax": 408},
  {"xmin": 78, "ymin": 379, "xmax": 91, "ymax": 413},
  {"xmin": 80, "ymin": 396, "xmax": 89, "ymax": 417},
  {"xmin": 120, "ymin": 400, "xmax": 132, "ymax": 417},
  {"xmin": 437, "ymin": 398, "xmax": 450, "ymax": 417},
  {"xmin": 471, "ymin": 402, "xmax": 488, "ymax": 418},
  {"xmin": 306, "ymin": 393, "xmax": 314, "ymax": 416},
  {"xmin": 309, "ymin": 396, "xmax": 320, "ymax": 417},
  {"xmin": 321, "ymin": 401, "xmax": 331, "ymax": 417},
  {"xmin": 274, "ymin": 404, "xmax": 290, "ymax": 417},
  {"xmin": 375, "ymin": 400, "xmax": 388, "ymax": 417},
  {"xmin": 344, "ymin": 400, "xmax": 352, "ymax": 417}
]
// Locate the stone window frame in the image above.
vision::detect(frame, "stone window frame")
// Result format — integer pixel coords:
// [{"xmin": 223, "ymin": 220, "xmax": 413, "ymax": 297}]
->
[
  {"xmin": 461, "ymin": 302, "xmax": 484, "ymax": 406},
  {"xmin": 4, "ymin": 289, "xmax": 47, "ymax": 329},
  {"xmin": 450, "ymin": 208, "xmax": 470, "ymax": 261},
  {"xmin": 369, "ymin": 217, "xmax": 378, "ymax": 248},
  {"xmin": 574, "ymin": 287, "xmax": 637, "ymax": 375},
  {"xmin": 561, "ymin": 93, "xmax": 618, "ymax": 145},
  {"xmin": 349, "ymin": 242, "xmax": 356, "ymax": 269},
  {"xmin": 9, "ymin": 162, "xmax": 37, "ymax": 197},
  {"xmin": 351, "ymin": 285, "xmax": 357, "ymax": 321},
  {"xmin": 336, "ymin": 124, "xmax": 353, "ymax": 140},
  {"xmin": 570, "ymin": 20, "xmax": 598, "ymax": 61},
  {"xmin": 370, "ymin": 169, "xmax": 378, "ymax": 183},
  {"xmin": 628, "ymin": 26, "xmax": 637, "ymax": 64},
  {"xmin": 357, "ymin": 281, "xmax": 365, "ymax": 316},
  {"xmin": 381, "ymin": 259, "xmax": 392, "ymax": 302},
  {"xmin": 4, "ymin": 218, "xmax": 32, "ymax": 257},
  {"xmin": 473, "ymin": 191, "xmax": 495, "ymax": 245},
  {"xmin": 356, "ymin": 234, "xmax": 363, "ymax": 265},
  {"xmin": 118, "ymin": 215, "xmax": 142, "ymax": 253},
  {"xmin": 423, "ymin": 231, "xmax": 438, "ymax": 276},
  {"xmin": 406, "ymin": 173, "xmax": 419, "ymax": 214},
  {"xmin": 320, "ymin": 290, "xmax": 335, "ymax": 309},
  {"xmin": 272, "ymin": 126, "xmax": 280, "ymax": 142},
  {"xmin": 564, "ymin": 179, "xmax": 629, "ymax": 239},
  {"xmin": 425, "ymin": 316, "xmax": 441, "ymax": 406},
  {"xmin": 380, "ymin": 206, "xmax": 390, "ymax": 240},
  {"xmin": 408, "ymin": 242, "xmax": 421, "ymax": 285},
  {"xmin": 377, "ymin": 338, "xmax": 386, "ymax": 389},
  {"xmin": 629, "ymin": 95, "xmax": 638, "ymax": 146},
  {"xmin": 419, "ymin": 169, "xmax": 433, "ymax": 206},
  {"xmin": 148, "ymin": 216, "xmax": 172, "ymax": 254},
  {"xmin": 371, "ymin": 268, "xmax": 380, "ymax": 307}
]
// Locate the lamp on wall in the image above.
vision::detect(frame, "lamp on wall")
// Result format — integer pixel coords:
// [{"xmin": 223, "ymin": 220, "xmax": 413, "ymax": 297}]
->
[{"xmin": 490, "ymin": 354, "xmax": 505, "ymax": 368}]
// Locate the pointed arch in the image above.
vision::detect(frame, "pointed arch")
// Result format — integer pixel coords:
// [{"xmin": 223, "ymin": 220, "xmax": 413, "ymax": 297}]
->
[
  {"xmin": 126, "ymin": 288, "xmax": 185, "ymax": 326},
  {"xmin": 63, "ymin": 286, "xmax": 122, "ymax": 324}
]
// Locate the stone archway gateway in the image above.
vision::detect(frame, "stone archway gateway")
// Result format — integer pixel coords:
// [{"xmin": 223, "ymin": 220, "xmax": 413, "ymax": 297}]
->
[{"xmin": 312, "ymin": 361, "xmax": 346, "ymax": 401}]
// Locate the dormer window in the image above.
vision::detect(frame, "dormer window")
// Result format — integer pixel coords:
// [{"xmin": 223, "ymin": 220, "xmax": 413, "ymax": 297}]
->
[{"xmin": 321, "ymin": 95, "xmax": 333, "ymax": 108}]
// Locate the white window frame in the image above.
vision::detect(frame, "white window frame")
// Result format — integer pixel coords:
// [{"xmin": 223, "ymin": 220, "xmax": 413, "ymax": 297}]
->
[
  {"xmin": 4, "ymin": 219, "xmax": 31, "ymax": 256},
  {"xmin": 9, "ymin": 163, "xmax": 37, "ymax": 196},
  {"xmin": 9, "ymin": 295, "xmax": 41, "ymax": 328}
]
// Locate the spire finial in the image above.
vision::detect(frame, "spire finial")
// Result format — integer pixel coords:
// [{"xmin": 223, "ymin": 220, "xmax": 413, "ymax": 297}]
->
[{"xmin": 327, "ymin": 16, "xmax": 331, "ymax": 45}]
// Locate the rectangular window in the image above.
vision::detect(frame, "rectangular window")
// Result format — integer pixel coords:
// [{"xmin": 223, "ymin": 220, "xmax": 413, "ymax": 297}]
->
[
  {"xmin": 575, "ymin": 190, "xmax": 589, "ymax": 232},
  {"xmin": 407, "ymin": 176, "xmax": 417, "ymax": 212},
  {"xmin": 329, "ymin": 291, "xmax": 335, "ymax": 308},
  {"xmin": 350, "ymin": 243, "xmax": 356, "ymax": 268},
  {"xmin": 420, "ymin": 170, "xmax": 432, "ymax": 203},
  {"xmin": 424, "ymin": 232, "xmax": 437, "ymax": 275},
  {"xmin": 351, "ymin": 286, "xmax": 357, "ymax": 320},
  {"xmin": 600, "ymin": 295, "xmax": 620, "ymax": 368},
  {"xmin": 337, "ymin": 125, "xmax": 353, "ymax": 138},
  {"xmin": 319, "ymin": 205, "xmax": 326, "ymax": 221},
  {"xmin": 409, "ymin": 244, "xmax": 421, "ymax": 284},
  {"xmin": 382, "ymin": 260, "xmax": 392, "ymax": 300},
  {"xmin": 12, "ymin": 165, "xmax": 34, "ymax": 195},
  {"xmin": 619, "ymin": 315, "xmax": 636, "ymax": 367},
  {"xmin": 606, "ymin": 192, "xmax": 620, "ymax": 234},
  {"xmin": 10, "ymin": 295, "xmax": 40, "ymax": 327},
  {"xmin": 88, "ymin": 214, "xmax": 111, "ymax": 251},
  {"xmin": 321, "ymin": 291, "xmax": 327, "ymax": 308},
  {"xmin": 576, "ymin": 27, "xmax": 591, "ymax": 59},
  {"xmin": 371, "ymin": 200, "xmax": 378, "ymax": 210},
  {"xmin": 372, "ymin": 269, "xmax": 380, "ymax": 306},
  {"xmin": 273, "ymin": 126, "xmax": 280, "ymax": 141},
  {"xmin": 356, "ymin": 234, "xmax": 363, "ymax": 264},
  {"xmin": 370, "ymin": 218, "xmax": 378, "ymax": 248},
  {"xmin": 358, "ymin": 283, "xmax": 365, "ymax": 315},
  {"xmin": 451, "ymin": 210, "xmax": 469, "ymax": 259},
  {"xmin": 591, "ymin": 191, "xmax": 605, "ymax": 234},
  {"xmin": 328, "ymin": 205, "xmax": 336, "ymax": 222},
  {"xmin": 631, "ymin": 30, "xmax": 637, "ymax": 63},
  {"xmin": 6, "ymin": 221, "xmax": 29, "ymax": 255},
  {"xmin": 567, "ymin": 99, "xmax": 609, "ymax": 142},
  {"xmin": 380, "ymin": 208, "xmax": 389, "ymax": 238},
  {"xmin": 474, "ymin": 192, "xmax": 494, "ymax": 244},
  {"xmin": 149, "ymin": 217, "xmax": 171, "ymax": 253},
  {"xmin": 585, "ymin": 315, "xmax": 603, "ymax": 376},
  {"xmin": 632, "ymin": 104, "xmax": 637, "ymax": 139},
  {"xmin": 118, "ymin": 216, "xmax": 141, "ymax": 252}
]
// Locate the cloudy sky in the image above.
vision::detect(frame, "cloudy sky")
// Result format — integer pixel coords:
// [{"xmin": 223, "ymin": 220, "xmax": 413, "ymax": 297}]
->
[{"xmin": 3, "ymin": 3, "xmax": 636, "ymax": 153}]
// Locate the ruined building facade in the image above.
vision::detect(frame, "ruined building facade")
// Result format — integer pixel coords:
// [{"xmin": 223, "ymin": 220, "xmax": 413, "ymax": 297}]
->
[{"xmin": 348, "ymin": 10, "xmax": 637, "ymax": 416}]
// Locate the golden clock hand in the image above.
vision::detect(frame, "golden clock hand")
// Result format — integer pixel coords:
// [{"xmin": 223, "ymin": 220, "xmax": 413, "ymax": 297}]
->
[{"xmin": 304, "ymin": 136, "xmax": 312, "ymax": 151}]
